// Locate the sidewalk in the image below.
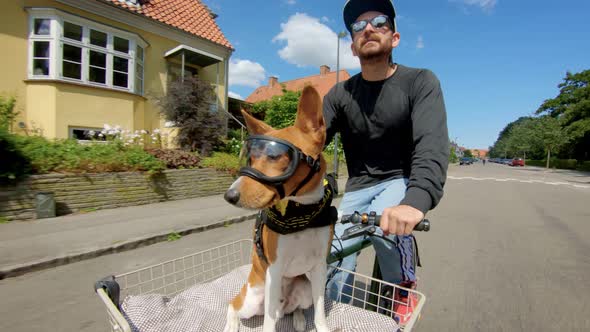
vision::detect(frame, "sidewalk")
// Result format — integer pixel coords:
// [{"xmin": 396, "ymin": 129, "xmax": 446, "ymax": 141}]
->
[{"xmin": 0, "ymin": 177, "xmax": 347, "ymax": 279}]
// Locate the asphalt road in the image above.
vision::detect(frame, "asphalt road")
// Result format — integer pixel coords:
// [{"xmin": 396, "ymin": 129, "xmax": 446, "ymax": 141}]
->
[{"xmin": 1, "ymin": 162, "xmax": 588, "ymax": 331}]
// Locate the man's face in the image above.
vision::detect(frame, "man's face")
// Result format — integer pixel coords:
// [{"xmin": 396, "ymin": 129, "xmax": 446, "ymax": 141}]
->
[{"xmin": 351, "ymin": 11, "xmax": 400, "ymax": 62}]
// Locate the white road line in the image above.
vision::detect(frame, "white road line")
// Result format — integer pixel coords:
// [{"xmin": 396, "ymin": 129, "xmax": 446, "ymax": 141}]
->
[{"xmin": 447, "ymin": 176, "xmax": 589, "ymax": 190}]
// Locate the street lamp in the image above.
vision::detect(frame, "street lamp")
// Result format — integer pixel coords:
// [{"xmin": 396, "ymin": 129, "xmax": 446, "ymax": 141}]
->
[{"xmin": 333, "ymin": 31, "xmax": 347, "ymax": 176}]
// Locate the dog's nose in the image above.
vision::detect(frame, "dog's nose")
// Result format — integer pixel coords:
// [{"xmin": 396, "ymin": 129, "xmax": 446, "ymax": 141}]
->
[{"xmin": 224, "ymin": 189, "xmax": 240, "ymax": 205}]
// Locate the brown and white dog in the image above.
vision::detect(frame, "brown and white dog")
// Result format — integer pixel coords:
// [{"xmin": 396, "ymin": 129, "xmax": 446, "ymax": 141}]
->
[{"xmin": 223, "ymin": 86, "xmax": 333, "ymax": 332}]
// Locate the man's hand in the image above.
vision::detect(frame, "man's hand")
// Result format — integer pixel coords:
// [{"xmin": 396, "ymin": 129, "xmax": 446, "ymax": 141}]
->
[{"xmin": 380, "ymin": 205, "xmax": 425, "ymax": 236}]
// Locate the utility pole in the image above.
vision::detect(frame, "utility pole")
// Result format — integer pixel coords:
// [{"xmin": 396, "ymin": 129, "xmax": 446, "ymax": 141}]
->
[{"xmin": 333, "ymin": 31, "xmax": 347, "ymax": 176}]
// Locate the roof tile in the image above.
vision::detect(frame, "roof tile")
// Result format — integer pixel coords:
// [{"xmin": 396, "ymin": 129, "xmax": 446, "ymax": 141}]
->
[
  {"xmin": 99, "ymin": 0, "xmax": 233, "ymax": 50},
  {"xmin": 246, "ymin": 68, "xmax": 352, "ymax": 103}
]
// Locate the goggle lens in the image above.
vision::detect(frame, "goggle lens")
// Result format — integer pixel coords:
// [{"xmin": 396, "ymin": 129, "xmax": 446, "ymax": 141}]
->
[{"xmin": 239, "ymin": 138, "xmax": 296, "ymax": 178}]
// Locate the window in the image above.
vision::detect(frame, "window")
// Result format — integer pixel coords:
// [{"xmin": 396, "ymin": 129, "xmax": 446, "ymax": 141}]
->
[
  {"xmin": 135, "ymin": 46, "xmax": 144, "ymax": 95},
  {"xmin": 34, "ymin": 18, "xmax": 51, "ymax": 35},
  {"xmin": 31, "ymin": 18, "xmax": 52, "ymax": 76},
  {"xmin": 69, "ymin": 127, "xmax": 105, "ymax": 141},
  {"xmin": 33, "ymin": 41, "xmax": 51, "ymax": 76},
  {"xmin": 27, "ymin": 9, "xmax": 146, "ymax": 95}
]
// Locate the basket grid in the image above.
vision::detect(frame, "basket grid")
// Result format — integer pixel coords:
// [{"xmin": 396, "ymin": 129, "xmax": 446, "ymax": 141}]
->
[
  {"xmin": 115, "ymin": 240, "xmax": 251, "ymax": 299},
  {"xmin": 330, "ymin": 267, "xmax": 424, "ymax": 328},
  {"xmin": 105, "ymin": 239, "xmax": 424, "ymax": 331}
]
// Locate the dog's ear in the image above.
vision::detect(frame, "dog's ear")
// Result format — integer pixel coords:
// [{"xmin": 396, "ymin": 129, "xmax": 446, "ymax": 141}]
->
[
  {"xmin": 294, "ymin": 85, "xmax": 325, "ymax": 142},
  {"xmin": 241, "ymin": 109, "xmax": 273, "ymax": 135}
]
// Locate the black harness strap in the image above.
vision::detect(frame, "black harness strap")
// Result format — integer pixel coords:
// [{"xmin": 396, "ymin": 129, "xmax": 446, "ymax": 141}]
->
[
  {"xmin": 254, "ymin": 211, "xmax": 268, "ymax": 264},
  {"xmin": 253, "ymin": 174, "xmax": 338, "ymax": 264}
]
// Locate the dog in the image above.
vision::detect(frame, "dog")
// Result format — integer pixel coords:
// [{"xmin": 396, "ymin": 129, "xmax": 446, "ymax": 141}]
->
[{"xmin": 223, "ymin": 86, "xmax": 334, "ymax": 332}]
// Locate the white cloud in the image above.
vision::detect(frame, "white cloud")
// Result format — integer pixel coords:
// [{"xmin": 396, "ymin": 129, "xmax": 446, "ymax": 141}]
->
[
  {"xmin": 416, "ymin": 35, "xmax": 424, "ymax": 49},
  {"xmin": 273, "ymin": 13, "xmax": 359, "ymax": 70},
  {"xmin": 228, "ymin": 91, "xmax": 244, "ymax": 100},
  {"xmin": 453, "ymin": 0, "xmax": 497, "ymax": 12},
  {"xmin": 321, "ymin": 16, "xmax": 331, "ymax": 23},
  {"xmin": 229, "ymin": 59, "xmax": 266, "ymax": 88},
  {"xmin": 285, "ymin": 0, "xmax": 296, "ymax": 5}
]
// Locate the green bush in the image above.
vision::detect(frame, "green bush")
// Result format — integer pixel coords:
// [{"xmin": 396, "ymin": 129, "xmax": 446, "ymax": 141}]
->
[
  {"xmin": 12, "ymin": 136, "xmax": 164, "ymax": 174},
  {"xmin": 0, "ymin": 129, "xmax": 32, "ymax": 183},
  {"xmin": 577, "ymin": 161, "xmax": 590, "ymax": 172},
  {"xmin": 524, "ymin": 159, "xmax": 585, "ymax": 170},
  {"xmin": 200, "ymin": 152, "xmax": 239, "ymax": 175},
  {"xmin": 0, "ymin": 95, "xmax": 17, "ymax": 132},
  {"xmin": 553, "ymin": 159, "xmax": 578, "ymax": 170},
  {"xmin": 147, "ymin": 149, "xmax": 201, "ymax": 169}
]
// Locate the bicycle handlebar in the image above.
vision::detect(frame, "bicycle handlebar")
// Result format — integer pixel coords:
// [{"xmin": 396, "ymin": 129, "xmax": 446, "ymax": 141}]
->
[{"xmin": 341, "ymin": 211, "xmax": 430, "ymax": 231}]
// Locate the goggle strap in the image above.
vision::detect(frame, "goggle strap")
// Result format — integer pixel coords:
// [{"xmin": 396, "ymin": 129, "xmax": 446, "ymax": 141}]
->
[{"xmin": 290, "ymin": 155, "xmax": 321, "ymax": 197}]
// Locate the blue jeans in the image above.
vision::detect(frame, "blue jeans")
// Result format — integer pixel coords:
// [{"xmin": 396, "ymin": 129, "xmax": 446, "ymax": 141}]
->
[{"xmin": 327, "ymin": 178, "xmax": 416, "ymax": 302}]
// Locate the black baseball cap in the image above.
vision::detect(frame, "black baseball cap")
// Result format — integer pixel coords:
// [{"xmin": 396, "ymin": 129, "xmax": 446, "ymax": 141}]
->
[{"xmin": 343, "ymin": 0, "xmax": 397, "ymax": 35}]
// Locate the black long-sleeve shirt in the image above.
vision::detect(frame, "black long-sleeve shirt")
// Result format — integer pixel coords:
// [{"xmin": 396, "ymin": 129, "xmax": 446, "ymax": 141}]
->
[{"xmin": 323, "ymin": 64, "xmax": 449, "ymax": 214}]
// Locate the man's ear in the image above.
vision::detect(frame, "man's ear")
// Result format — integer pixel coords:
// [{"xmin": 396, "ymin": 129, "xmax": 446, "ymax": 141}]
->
[
  {"xmin": 241, "ymin": 109, "xmax": 273, "ymax": 135},
  {"xmin": 294, "ymin": 86, "xmax": 325, "ymax": 143},
  {"xmin": 351, "ymin": 42, "xmax": 358, "ymax": 57},
  {"xmin": 391, "ymin": 31, "xmax": 401, "ymax": 49}
]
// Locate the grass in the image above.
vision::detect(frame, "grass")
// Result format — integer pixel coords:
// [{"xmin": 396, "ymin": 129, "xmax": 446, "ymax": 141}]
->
[
  {"xmin": 0, "ymin": 216, "xmax": 9, "ymax": 224},
  {"xmin": 167, "ymin": 232, "xmax": 182, "ymax": 241},
  {"xmin": 79, "ymin": 207, "xmax": 99, "ymax": 214}
]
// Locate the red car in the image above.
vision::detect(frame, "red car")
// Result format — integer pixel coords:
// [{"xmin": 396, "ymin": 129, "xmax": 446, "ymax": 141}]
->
[{"xmin": 511, "ymin": 158, "xmax": 525, "ymax": 167}]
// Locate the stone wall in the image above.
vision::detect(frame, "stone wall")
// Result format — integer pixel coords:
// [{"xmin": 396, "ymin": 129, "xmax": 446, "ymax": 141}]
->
[{"xmin": 0, "ymin": 169, "xmax": 235, "ymax": 221}]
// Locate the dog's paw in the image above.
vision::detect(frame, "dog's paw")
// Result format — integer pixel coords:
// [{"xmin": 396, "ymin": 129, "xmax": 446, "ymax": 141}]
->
[
  {"xmin": 293, "ymin": 309, "xmax": 306, "ymax": 332},
  {"xmin": 223, "ymin": 305, "xmax": 240, "ymax": 332}
]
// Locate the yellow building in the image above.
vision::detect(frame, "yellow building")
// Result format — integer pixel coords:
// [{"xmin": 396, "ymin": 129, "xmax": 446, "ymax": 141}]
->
[{"xmin": 0, "ymin": 0, "xmax": 233, "ymax": 142}]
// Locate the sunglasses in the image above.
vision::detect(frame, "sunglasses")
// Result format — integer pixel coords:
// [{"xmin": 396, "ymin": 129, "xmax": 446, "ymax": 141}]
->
[{"xmin": 351, "ymin": 15, "xmax": 392, "ymax": 34}]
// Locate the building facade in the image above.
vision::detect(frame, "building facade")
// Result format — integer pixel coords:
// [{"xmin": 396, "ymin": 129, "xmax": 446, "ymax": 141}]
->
[{"xmin": 1, "ymin": 0, "xmax": 233, "ymax": 142}]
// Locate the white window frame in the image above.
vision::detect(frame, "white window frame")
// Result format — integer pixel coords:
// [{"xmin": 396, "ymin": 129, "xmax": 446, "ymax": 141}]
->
[{"xmin": 27, "ymin": 8, "xmax": 146, "ymax": 95}]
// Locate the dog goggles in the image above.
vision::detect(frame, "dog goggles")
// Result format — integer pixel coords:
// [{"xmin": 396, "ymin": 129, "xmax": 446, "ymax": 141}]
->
[
  {"xmin": 351, "ymin": 15, "xmax": 391, "ymax": 34},
  {"xmin": 238, "ymin": 135, "xmax": 321, "ymax": 199}
]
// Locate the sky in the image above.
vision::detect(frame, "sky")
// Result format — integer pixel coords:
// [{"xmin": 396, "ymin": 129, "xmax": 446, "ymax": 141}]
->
[{"xmin": 202, "ymin": 0, "xmax": 590, "ymax": 150}]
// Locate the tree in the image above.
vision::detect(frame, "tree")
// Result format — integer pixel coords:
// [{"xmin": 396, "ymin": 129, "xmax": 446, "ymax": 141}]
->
[
  {"xmin": 157, "ymin": 76, "xmax": 225, "ymax": 155},
  {"xmin": 536, "ymin": 69, "xmax": 590, "ymax": 160},
  {"xmin": 505, "ymin": 118, "xmax": 540, "ymax": 162},
  {"xmin": 463, "ymin": 149, "xmax": 473, "ymax": 158},
  {"xmin": 449, "ymin": 146, "xmax": 458, "ymax": 163},
  {"xmin": 531, "ymin": 116, "xmax": 572, "ymax": 168},
  {"xmin": 252, "ymin": 87, "xmax": 302, "ymax": 129}
]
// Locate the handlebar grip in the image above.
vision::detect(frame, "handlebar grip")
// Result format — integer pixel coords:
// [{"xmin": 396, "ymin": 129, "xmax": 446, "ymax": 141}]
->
[
  {"xmin": 414, "ymin": 219, "xmax": 430, "ymax": 232},
  {"xmin": 374, "ymin": 217, "xmax": 430, "ymax": 232}
]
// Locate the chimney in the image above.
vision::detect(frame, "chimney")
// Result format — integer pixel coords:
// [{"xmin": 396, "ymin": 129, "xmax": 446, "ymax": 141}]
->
[
  {"xmin": 268, "ymin": 76, "xmax": 278, "ymax": 88},
  {"xmin": 320, "ymin": 65, "xmax": 330, "ymax": 76}
]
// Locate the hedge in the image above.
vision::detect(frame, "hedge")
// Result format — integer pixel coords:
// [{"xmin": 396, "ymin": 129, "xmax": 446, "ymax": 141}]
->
[{"xmin": 526, "ymin": 159, "xmax": 589, "ymax": 171}]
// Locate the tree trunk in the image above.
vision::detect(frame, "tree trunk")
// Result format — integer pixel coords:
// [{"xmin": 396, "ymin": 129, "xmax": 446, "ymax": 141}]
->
[{"xmin": 546, "ymin": 148, "xmax": 551, "ymax": 169}]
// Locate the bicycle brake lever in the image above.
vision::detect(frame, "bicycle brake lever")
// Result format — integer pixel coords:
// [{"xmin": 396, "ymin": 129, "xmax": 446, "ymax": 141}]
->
[{"xmin": 341, "ymin": 224, "xmax": 376, "ymax": 240}]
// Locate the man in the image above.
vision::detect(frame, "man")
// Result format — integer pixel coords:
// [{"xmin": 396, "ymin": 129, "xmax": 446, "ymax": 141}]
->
[{"xmin": 324, "ymin": 0, "xmax": 449, "ymax": 323}]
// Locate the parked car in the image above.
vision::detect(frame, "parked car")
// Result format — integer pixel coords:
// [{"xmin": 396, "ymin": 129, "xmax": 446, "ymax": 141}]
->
[
  {"xmin": 511, "ymin": 158, "xmax": 525, "ymax": 167},
  {"xmin": 460, "ymin": 157, "xmax": 473, "ymax": 165}
]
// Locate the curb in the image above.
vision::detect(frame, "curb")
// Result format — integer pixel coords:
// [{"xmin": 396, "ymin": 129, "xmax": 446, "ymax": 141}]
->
[{"xmin": 0, "ymin": 213, "xmax": 257, "ymax": 280}]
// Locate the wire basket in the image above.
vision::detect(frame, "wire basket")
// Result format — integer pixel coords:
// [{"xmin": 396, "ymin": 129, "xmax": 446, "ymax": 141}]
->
[{"xmin": 95, "ymin": 239, "xmax": 425, "ymax": 332}]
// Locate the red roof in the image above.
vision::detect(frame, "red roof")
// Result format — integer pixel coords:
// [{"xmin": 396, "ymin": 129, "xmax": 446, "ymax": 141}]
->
[
  {"xmin": 246, "ymin": 66, "xmax": 351, "ymax": 103},
  {"xmin": 99, "ymin": 0, "xmax": 233, "ymax": 50}
]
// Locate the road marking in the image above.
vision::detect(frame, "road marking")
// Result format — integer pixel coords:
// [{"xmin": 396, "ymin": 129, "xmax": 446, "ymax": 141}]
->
[{"xmin": 448, "ymin": 176, "xmax": 589, "ymax": 190}]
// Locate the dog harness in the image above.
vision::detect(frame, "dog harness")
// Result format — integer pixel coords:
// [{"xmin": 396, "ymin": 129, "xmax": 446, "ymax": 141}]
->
[{"xmin": 254, "ymin": 174, "xmax": 339, "ymax": 264}]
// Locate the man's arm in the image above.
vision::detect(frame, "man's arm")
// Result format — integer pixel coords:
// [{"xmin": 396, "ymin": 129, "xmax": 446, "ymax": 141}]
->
[
  {"xmin": 322, "ymin": 86, "xmax": 340, "ymax": 149},
  {"xmin": 399, "ymin": 69, "xmax": 450, "ymax": 214}
]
